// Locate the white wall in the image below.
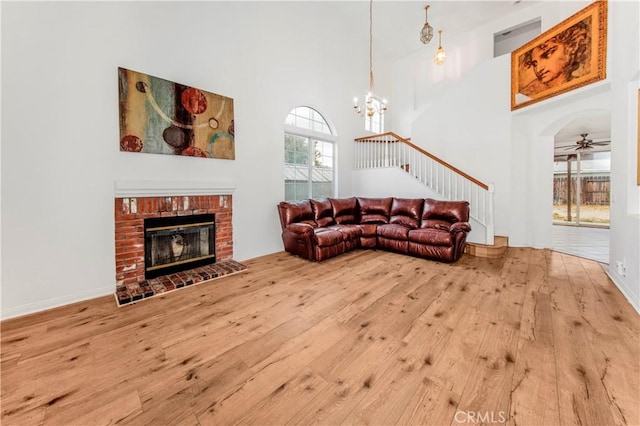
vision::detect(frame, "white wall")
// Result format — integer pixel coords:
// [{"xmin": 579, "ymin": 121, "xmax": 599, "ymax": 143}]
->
[
  {"xmin": 606, "ymin": 0, "xmax": 640, "ymax": 311},
  {"xmin": 0, "ymin": 1, "xmax": 370, "ymax": 319},
  {"xmin": 389, "ymin": 0, "xmax": 640, "ymax": 311}
]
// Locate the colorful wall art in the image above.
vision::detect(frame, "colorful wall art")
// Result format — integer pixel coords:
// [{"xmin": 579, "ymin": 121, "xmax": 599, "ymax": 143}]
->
[{"xmin": 118, "ymin": 67, "xmax": 235, "ymax": 159}]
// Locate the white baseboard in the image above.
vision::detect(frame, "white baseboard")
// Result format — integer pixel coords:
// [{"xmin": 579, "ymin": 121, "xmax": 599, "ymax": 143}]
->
[
  {"xmin": 604, "ymin": 269, "xmax": 640, "ymax": 313},
  {"xmin": 1, "ymin": 286, "xmax": 114, "ymax": 321}
]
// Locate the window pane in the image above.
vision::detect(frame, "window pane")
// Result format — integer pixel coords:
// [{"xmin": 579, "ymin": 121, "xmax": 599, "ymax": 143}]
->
[
  {"xmin": 286, "ymin": 106, "xmax": 332, "ymax": 135},
  {"xmin": 364, "ymin": 98, "xmax": 384, "ymax": 133},
  {"xmin": 285, "ymin": 114, "xmax": 295, "ymax": 126},
  {"xmin": 284, "ymin": 106, "xmax": 334, "ymax": 201},
  {"xmin": 285, "ymin": 135, "xmax": 309, "ymax": 165}
]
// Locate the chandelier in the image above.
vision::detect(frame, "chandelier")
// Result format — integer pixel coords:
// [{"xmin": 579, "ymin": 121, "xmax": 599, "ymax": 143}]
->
[
  {"xmin": 434, "ymin": 30, "xmax": 446, "ymax": 65},
  {"xmin": 420, "ymin": 5, "xmax": 433, "ymax": 44},
  {"xmin": 353, "ymin": 0, "xmax": 388, "ymax": 117}
]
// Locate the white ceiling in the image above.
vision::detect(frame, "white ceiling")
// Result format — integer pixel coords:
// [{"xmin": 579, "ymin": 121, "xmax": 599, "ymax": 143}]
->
[{"xmin": 344, "ymin": 0, "xmax": 536, "ymax": 63}]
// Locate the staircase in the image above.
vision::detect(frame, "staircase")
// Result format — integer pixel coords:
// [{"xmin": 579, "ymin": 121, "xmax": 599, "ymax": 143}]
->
[{"xmin": 354, "ymin": 132, "xmax": 504, "ymax": 256}]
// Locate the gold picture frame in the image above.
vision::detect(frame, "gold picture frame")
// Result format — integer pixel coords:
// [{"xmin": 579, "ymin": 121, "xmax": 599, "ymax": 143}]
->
[{"xmin": 511, "ymin": 0, "xmax": 607, "ymax": 111}]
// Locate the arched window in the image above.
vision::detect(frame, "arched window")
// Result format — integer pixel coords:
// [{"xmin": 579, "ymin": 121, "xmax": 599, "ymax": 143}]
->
[{"xmin": 284, "ymin": 106, "xmax": 336, "ymax": 201}]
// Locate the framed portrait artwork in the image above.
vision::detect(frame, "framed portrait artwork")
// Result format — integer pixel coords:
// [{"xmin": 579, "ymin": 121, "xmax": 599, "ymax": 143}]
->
[{"xmin": 511, "ymin": 0, "xmax": 607, "ymax": 111}]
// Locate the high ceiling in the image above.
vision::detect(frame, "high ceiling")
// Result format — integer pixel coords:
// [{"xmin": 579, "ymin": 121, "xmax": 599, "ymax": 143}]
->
[
  {"xmin": 344, "ymin": 0, "xmax": 536, "ymax": 63},
  {"xmin": 341, "ymin": 0, "xmax": 611, "ymax": 153}
]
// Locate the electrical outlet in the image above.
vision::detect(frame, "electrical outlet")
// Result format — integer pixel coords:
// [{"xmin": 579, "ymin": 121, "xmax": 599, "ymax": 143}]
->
[{"xmin": 616, "ymin": 261, "xmax": 627, "ymax": 277}]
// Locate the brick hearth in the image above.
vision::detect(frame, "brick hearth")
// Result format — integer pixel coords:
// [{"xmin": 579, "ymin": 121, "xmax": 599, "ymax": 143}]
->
[
  {"xmin": 114, "ymin": 194, "xmax": 234, "ymax": 287},
  {"xmin": 114, "ymin": 259, "xmax": 247, "ymax": 306}
]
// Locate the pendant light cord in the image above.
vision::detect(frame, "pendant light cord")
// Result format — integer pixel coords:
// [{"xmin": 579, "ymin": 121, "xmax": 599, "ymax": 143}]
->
[{"xmin": 369, "ymin": 0, "xmax": 374, "ymax": 94}]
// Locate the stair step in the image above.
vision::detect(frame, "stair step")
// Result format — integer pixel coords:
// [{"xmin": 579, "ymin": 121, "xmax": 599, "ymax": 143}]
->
[{"xmin": 465, "ymin": 236, "xmax": 508, "ymax": 258}]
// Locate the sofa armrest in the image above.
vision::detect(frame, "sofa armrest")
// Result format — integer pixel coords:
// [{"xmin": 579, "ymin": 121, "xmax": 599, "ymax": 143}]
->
[
  {"xmin": 287, "ymin": 223, "xmax": 315, "ymax": 235},
  {"xmin": 450, "ymin": 222, "xmax": 471, "ymax": 234},
  {"xmin": 282, "ymin": 223, "xmax": 315, "ymax": 260}
]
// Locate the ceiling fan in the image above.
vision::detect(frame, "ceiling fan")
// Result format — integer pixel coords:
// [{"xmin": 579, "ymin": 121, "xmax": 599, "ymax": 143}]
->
[{"xmin": 562, "ymin": 133, "xmax": 610, "ymax": 151}]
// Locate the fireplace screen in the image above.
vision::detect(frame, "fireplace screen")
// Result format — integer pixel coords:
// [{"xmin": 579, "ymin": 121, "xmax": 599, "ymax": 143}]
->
[{"xmin": 144, "ymin": 214, "xmax": 216, "ymax": 279}]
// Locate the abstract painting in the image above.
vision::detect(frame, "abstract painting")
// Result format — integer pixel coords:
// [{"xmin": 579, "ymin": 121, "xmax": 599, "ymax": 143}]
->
[
  {"xmin": 118, "ymin": 67, "xmax": 235, "ymax": 159},
  {"xmin": 511, "ymin": 0, "xmax": 607, "ymax": 111}
]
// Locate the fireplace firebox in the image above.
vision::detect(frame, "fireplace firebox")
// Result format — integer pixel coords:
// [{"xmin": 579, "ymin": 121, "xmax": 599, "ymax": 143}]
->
[{"xmin": 144, "ymin": 213, "xmax": 216, "ymax": 279}]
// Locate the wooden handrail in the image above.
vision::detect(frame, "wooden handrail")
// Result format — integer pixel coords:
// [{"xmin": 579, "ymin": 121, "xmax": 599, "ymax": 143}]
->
[{"xmin": 355, "ymin": 132, "xmax": 489, "ymax": 190}]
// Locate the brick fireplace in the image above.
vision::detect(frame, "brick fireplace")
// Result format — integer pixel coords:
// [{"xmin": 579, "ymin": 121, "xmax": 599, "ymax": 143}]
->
[
  {"xmin": 113, "ymin": 188, "xmax": 245, "ymax": 306},
  {"xmin": 115, "ymin": 194, "xmax": 233, "ymax": 285}
]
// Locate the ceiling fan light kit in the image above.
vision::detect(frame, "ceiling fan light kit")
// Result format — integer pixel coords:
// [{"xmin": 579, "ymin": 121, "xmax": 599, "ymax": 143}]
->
[{"xmin": 560, "ymin": 133, "xmax": 611, "ymax": 151}]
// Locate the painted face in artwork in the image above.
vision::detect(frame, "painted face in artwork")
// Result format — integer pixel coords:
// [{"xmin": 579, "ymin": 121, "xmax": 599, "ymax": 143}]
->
[{"xmin": 529, "ymin": 39, "xmax": 569, "ymax": 85}]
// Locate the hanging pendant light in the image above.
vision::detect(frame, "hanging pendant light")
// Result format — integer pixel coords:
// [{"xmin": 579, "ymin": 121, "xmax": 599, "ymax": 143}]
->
[
  {"xmin": 434, "ymin": 30, "xmax": 446, "ymax": 65},
  {"xmin": 353, "ymin": 0, "xmax": 388, "ymax": 117},
  {"xmin": 420, "ymin": 5, "xmax": 433, "ymax": 44}
]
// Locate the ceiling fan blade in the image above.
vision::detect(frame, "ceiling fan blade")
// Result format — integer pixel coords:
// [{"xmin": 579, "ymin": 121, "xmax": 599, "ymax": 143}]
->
[{"xmin": 590, "ymin": 141, "xmax": 610, "ymax": 146}]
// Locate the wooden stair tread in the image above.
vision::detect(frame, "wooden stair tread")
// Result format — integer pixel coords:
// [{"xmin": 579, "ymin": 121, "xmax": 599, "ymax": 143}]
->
[{"xmin": 465, "ymin": 236, "xmax": 508, "ymax": 258}]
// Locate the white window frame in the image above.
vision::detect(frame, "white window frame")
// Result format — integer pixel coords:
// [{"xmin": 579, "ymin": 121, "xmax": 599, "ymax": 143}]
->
[{"xmin": 284, "ymin": 107, "xmax": 337, "ymax": 201}]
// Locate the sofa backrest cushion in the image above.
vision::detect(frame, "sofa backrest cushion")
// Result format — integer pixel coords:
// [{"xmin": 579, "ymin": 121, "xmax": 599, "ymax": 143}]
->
[
  {"xmin": 277, "ymin": 200, "xmax": 316, "ymax": 229},
  {"xmin": 390, "ymin": 198, "xmax": 423, "ymax": 229},
  {"xmin": 310, "ymin": 198, "xmax": 336, "ymax": 227},
  {"xmin": 357, "ymin": 197, "xmax": 393, "ymax": 224},
  {"xmin": 330, "ymin": 197, "xmax": 358, "ymax": 224},
  {"xmin": 420, "ymin": 198, "xmax": 470, "ymax": 228}
]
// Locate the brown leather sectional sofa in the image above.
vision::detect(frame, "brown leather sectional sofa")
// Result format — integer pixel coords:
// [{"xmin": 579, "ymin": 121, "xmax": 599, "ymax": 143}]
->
[{"xmin": 277, "ymin": 197, "xmax": 471, "ymax": 263}]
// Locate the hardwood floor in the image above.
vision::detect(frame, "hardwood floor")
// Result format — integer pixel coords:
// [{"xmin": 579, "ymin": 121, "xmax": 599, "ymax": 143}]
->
[{"xmin": 1, "ymin": 248, "xmax": 638, "ymax": 426}]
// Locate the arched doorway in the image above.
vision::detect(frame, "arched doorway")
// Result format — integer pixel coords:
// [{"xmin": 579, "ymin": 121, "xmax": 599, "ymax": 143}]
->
[{"xmin": 552, "ymin": 112, "xmax": 611, "ymax": 263}]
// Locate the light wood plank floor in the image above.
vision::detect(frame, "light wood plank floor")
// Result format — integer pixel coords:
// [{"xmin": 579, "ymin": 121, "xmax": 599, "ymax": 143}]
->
[{"xmin": 1, "ymin": 248, "xmax": 638, "ymax": 426}]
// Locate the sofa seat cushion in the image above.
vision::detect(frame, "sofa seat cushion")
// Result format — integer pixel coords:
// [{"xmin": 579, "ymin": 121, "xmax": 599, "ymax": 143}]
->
[
  {"xmin": 313, "ymin": 228, "xmax": 344, "ymax": 247},
  {"xmin": 408, "ymin": 228, "xmax": 452, "ymax": 246},
  {"xmin": 355, "ymin": 224, "xmax": 378, "ymax": 238},
  {"xmin": 377, "ymin": 223, "xmax": 411, "ymax": 240},
  {"xmin": 328, "ymin": 225, "xmax": 362, "ymax": 241}
]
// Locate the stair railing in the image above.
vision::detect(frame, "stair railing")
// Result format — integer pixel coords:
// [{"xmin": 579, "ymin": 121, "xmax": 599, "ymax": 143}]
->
[{"xmin": 354, "ymin": 132, "xmax": 494, "ymax": 245}]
